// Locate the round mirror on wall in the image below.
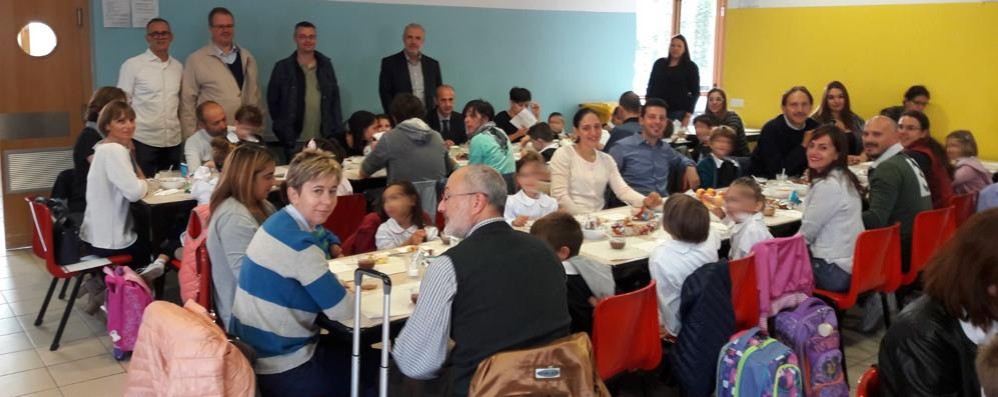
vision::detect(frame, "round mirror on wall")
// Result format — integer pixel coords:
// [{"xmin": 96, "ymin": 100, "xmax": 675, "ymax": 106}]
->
[{"xmin": 17, "ymin": 22, "xmax": 58, "ymax": 57}]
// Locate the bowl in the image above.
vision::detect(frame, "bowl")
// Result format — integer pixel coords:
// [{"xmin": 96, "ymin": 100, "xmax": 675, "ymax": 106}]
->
[
  {"xmin": 357, "ymin": 256, "xmax": 376, "ymax": 270},
  {"xmin": 609, "ymin": 238, "xmax": 626, "ymax": 250},
  {"xmin": 582, "ymin": 228, "xmax": 605, "ymax": 240},
  {"xmin": 157, "ymin": 177, "xmax": 186, "ymax": 189}
]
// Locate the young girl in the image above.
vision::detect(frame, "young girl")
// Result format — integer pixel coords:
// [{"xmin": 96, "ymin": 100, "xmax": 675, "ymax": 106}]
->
[
  {"xmin": 945, "ymin": 130, "xmax": 993, "ymax": 195},
  {"xmin": 505, "ymin": 152, "xmax": 557, "ymax": 226},
  {"xmin": 649, "ymin": 194, "xmax": 720, "ymax": 337},
  {"xmin": 375, "ymin": 181, "xmax": 438, "ymax": 249},
  {"xmin": 705, "ymin": 177, "xmax": 772, "ymax": 259}
]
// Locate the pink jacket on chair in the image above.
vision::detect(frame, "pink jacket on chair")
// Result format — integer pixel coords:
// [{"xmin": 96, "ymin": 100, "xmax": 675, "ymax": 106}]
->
[
  {"xmin": 125, "ymin": 301, "xmax": 255, "ymax": 396},
  {"xmin": 750, "ymin": 234, "xmax": 814, "ymax": 331}
]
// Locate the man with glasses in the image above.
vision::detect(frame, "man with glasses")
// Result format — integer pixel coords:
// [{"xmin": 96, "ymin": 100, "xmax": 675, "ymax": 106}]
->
[
  {"xmin": 117, "ymin": 18, "xmax": 183, "ymax": 176},
  {"xmin": 180, "ymin": 7, "xmax": 261, "ymax": 138},
  {"xmin": 393, "ymin": 165, "xmax": 570, "ymax": 396},
  {"xmin": 267, "ymin": 21, "xmax": 343, "ymax": 161},
  {"xmin": 880, "ymin": 85, "xmax": 930, "ymax": 122}
]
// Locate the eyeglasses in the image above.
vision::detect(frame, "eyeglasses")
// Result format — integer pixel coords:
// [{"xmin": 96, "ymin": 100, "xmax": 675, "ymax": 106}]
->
[
  {"xmin": 147, "ymin": 31, "xmax": 172, "ymax": 38},
  {"xmin": 441, "ymin": 192, "xmax": 482, "ymax": 202}
]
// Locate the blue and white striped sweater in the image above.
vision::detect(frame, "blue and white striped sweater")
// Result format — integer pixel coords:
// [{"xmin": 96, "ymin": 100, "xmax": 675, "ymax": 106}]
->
[{"xmin": 230, "ymin": 207, "xmax": 353, "ymax": 374}]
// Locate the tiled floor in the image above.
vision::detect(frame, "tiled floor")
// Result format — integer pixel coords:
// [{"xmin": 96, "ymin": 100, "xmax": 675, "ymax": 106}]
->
[{"xmin": 0, "ymin": 247, "xmax": 886, "ymax": 396}]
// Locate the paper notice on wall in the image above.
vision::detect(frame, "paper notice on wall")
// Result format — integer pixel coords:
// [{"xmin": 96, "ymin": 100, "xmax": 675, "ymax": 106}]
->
[
  {"xmin": 131, "ymin": 0, "xmax": 159, "ymax": 28},
  {"xmin": 102, "ymin": 0, "xmax": 131, "ymax": 28}
]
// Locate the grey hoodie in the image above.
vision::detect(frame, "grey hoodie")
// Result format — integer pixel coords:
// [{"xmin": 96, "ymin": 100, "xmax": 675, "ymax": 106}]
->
[{"xmin": 362, "ymin": 118, "xmax": 453, "ymax": 183}]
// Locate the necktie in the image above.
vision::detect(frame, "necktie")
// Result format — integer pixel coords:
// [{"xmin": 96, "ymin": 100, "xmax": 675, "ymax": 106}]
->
[{"xmin": 441, "ymin": 119, "xmax": 450, "ymax": 137}]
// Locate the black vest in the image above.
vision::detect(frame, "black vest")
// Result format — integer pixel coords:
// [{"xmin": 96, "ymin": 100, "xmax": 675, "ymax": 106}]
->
[
  {"xmin": 445, "ymin": 220, "xmax": 570, "ymax": 396},
  {"xmin": 226, "ymin": 51, "xmax": 244, "ymax": 91}
]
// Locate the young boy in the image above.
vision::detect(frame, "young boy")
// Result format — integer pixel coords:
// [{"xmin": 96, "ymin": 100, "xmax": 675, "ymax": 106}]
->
[
  {"xmin": 526, "ymin": 122, "xmax": 559, "ymax": 162},
  {"xmin": 505, "ymin": 152, "xmax": 557, "ymax": 226},
  {"xmin": 229, "ymin": 105, "xmax": 264, "ymax": 143},
  {"xmin": 530, "ymin": 212, "xmax": 615, "ymax": 334},
  {"xmin": 548, "ymin": 112, "xmax": 565, "ymax": 138},
  {"xmin": 691, "ymin": 114, "xmax": 720, "ymax": 162},
  {"xmin": 696, "ymin": 126, "xmax": 742, "ymax": 189}
]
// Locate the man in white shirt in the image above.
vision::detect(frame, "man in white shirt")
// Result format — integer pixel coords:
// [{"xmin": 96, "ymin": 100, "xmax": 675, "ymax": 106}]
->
[
  {"xmin": 185, "ymin": 101, "xmax": 229, "ymax": 169},
  {"xmin": 118, "ymin": 18, "xmax": 183, "ymax": 177}
]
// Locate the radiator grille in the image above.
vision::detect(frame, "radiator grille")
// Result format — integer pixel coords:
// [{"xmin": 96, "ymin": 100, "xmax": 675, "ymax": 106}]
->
[{"xmin": 3, "ymin": 147, "xmax": 73, "ymax": 193}]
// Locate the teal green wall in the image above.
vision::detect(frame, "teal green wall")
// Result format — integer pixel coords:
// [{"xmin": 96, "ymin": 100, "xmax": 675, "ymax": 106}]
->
[{"xmin": 90, "ymin": 0, "xmax": 635, "ymax": 123}]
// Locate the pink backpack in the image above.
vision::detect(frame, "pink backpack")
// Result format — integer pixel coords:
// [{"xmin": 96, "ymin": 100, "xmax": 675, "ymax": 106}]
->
[
  {"xmin": 105, "ymin": 265, "xmax": 153, "ymax": 359},
  {"xmin": 179, "ymin": 204, "xmax": 211, "ymax": 305},
  {"xmin": 750, "ymin": 234, "xmax": 814, "ymax": 330}
]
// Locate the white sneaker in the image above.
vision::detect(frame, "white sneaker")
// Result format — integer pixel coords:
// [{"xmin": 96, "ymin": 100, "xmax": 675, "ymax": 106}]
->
[{"xmin": 138, "ymin": 259, "xmax": 166, "ymax": 284}]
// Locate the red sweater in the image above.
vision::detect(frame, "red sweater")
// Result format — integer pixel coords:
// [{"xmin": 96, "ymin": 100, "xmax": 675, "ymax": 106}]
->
[{"xmin": 906, "ymin": 139, "xmax": 954, "ymax": 209}]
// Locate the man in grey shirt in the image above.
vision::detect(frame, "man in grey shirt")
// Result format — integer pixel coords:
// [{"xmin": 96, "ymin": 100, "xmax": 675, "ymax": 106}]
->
[
  {"xmin": 361, "ymin": 94, "xmax": 454, "ymax": 183},
  {"xmin": 185, "ymin": 101, "xmax": 230, "ymax": 169}
]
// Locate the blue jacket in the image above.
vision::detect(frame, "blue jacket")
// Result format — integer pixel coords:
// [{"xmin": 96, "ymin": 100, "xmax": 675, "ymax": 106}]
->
[{"xmin": 668, "ymin": 261, "xmax": 735, "ymax": 397}]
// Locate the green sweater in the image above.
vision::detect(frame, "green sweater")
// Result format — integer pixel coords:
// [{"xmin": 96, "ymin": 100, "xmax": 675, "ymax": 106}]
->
[
  {"xmin": 862, "ymin": 152, "xmax": 932, "ymax": 240},
  {"xmin": 468, "ymin": 123, "xmax": 516, "ymax": 174}
]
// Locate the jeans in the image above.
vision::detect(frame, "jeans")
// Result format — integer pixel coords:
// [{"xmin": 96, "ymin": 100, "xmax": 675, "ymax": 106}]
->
[
  {"xmin": 811, "ymin": 257, "xmax": 851, "ymax": 292},
  {"xmin": 256, "ymin": 335, "xmax": 378, "ymax": 397}
]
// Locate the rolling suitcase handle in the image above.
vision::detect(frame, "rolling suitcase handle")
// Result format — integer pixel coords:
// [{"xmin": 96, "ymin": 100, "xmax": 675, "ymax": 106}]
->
[{"xmin": 351, "ymin": 268, "xmax": 393, "ymax": 397}]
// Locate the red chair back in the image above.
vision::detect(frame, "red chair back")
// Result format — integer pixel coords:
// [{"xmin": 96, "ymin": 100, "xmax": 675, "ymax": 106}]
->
[
  {"xmin": 592, "ymin": 280, "xmax": 662, "ymax": 380},
  {"xmin": 820, "ymin": 223, "xmax": 902, "ymax": 309},
  {"xmin": 906, "ymin": 206, "xmax": 955, "ymax": 285},
  {"xmin": 323, "ymin": 194, "xmax": 367, "ymax": 240},
  {"xmin": 728, "ymin": 254, "xmax": 760, "ymax": 331},
  {"xmin": 949, "ymin": 193, "xmax": 975, "ymax": 227},
  {"xmin": 856, "ymin": 366, "xmax": 880, "ymax": 397},
  {"xmin": 25, "ymin": 197, "xmax": 65, "ymax": 278}
]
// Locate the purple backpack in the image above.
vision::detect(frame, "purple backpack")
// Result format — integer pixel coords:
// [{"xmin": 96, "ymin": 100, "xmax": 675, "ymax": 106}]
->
[
  {"xmin": 104, "ymin": 266, "xmax": 153, "ymax": 359},
  {"xmin": 774, "ymin": 298, "xmax": 848, "ymax": 397},
  {"xmin": 716, "ymin": 327, "xmax": 803, "ymax": 397}
]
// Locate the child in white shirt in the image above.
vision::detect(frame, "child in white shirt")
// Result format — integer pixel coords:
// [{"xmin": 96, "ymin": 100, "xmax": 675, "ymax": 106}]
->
[
  {"xmin": 375, "ymin": 181, "xmax": 438, "ymax": 250},
  {"xmin": 704, "ymin": 177, "xmax": 772, "ymax": 260},
  {"xmin": 505, "ymin": 152, "xmax": 558, "ymax": 227},
  {"xmin": 227, "ymin": 105, "xmax": 264, "ymax": 144},
  {"xmin": 649, "ymin": 194, "xmax": 720, "ymax": 337}
]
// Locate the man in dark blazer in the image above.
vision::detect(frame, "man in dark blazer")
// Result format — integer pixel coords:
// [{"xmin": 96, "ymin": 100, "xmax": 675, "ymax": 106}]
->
[
  {"xmin": 425, "ymin": 84, "xmax": 467, "ymax": 145},
  {"xmin": 378, "ymin": 23, "xmax": 442, "ymax": 114}
]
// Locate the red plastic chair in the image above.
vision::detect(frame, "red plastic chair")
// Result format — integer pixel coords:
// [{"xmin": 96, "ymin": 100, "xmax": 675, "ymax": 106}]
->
[
  {"xmin": 814, "ymin": 223, "xmax": 902, "ymax": 314},
  {"xmin": 592, "ymin": 280, "xmax": 662, "ymax": 381},
  {"xmin": 905, "ymin": 207, "xmax": 955, "ymax": 286},
  {"xmin": 323, "ymin": 194, "xmax": 367, "ymax": 240},
  {"xmin": 856, "ymin": 366, "xmax": 880, "ymax": 397},
  {"xmin": 26, "ymin": 197, "xmax": 132, "ymax": 351},
  {"xmin": 949, "ymin": 193, "xmax": 975, "ymax": 228},
  {"xmin": 728, "ymin": 254, "xmax": 760, "ymax": 332}
]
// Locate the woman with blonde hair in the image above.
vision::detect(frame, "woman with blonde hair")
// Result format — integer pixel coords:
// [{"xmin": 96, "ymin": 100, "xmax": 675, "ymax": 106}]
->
[{"xmin": 205, "ymin": 143, "xmax": 277, "ymax": 329}]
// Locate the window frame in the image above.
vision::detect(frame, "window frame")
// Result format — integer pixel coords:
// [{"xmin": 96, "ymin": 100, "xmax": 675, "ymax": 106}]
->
[{"xmin": 664, "ymin": 0, "xmax": 727, "ymax": 95}]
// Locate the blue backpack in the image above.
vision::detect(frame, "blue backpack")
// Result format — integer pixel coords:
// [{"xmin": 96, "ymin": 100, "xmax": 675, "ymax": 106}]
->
[{"xmin": 717, "ymin": 327, "xmax": 803, "ymax": 397}]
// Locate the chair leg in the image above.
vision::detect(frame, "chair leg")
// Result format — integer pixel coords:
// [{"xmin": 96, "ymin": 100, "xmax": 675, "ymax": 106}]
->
[
  {"xmin": 34, "ymin": 278, "xmax": 59, "ymax": 326},
  {"xmin": 58, "ymin": 278, "xmax": 71, "ymax": 300},
  {"xmin": 881, "ymin": 293, "xmax": 892, "ymax": 329},
  {"xmin": 50, "ymin": 275, "xmax": 85, "ymax": 351}
]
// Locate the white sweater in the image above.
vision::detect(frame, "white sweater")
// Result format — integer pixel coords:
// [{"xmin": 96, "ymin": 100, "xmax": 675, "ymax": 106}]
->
[
  {"xmin": 649, "ymin": 230, "xmax": 721, "ymax": 336},
  {"xmin": 504, "ymin": 190, "xmax": 558, "ymax": 223},
  {"xmin": 800, "ymin": 168, "xmax": 864, "ymax": 273},
  {"xmin": 549, "ymin": 145, "xmax": 645, "ymax": 215},
  {"xmin": 81, "ymin": 142, "xmax": 148, "ymax": 249},
  {"xmin": 375, "ymin": 218, "xmax": 439, "ymax": 250}
]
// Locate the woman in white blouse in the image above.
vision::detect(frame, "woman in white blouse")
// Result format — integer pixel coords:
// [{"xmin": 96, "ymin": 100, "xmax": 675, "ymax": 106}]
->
[
  {"xmin": 80, "ymin": 100, "xmax": 152, "ymax": 262},
  {"xmin": 550, "ymin": 108, "xmax": 662, "ymax": 214}
]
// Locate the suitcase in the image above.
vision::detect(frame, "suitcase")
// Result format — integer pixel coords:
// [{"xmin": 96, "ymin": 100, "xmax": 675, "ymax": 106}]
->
[{"xmin": 351, "ymin": 268, "xmax": 392, "ymax": 397}]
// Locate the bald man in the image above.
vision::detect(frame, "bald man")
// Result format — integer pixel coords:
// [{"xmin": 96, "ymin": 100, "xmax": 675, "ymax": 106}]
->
[
  {"xmin": 392, "ymin": 165, "xmax": 569, "ymax": 396},
  {"xmin": 185, "ymin": 101, "xmax": 231, "ymax": 169}
]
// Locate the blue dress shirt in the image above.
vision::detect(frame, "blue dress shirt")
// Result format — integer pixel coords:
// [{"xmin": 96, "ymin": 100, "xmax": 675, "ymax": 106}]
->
[{"xmin": 608, "ymin": 134, "xmax": 693, "ymax": 196}]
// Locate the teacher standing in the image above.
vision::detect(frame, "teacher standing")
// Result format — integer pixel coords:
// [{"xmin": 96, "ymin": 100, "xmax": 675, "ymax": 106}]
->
[{"xmin": 646, "ymin": 34, "xmax": 700, "ymax": 126}]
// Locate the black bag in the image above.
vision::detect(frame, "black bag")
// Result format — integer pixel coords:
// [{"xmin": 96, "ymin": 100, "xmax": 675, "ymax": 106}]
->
[{"xmin": 35, "ymin": 197, "xmax": 83, "ymax": 265}]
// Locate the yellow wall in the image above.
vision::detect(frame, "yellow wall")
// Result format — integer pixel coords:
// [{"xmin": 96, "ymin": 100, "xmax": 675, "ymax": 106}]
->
[{"xmin": 722, "ymin": 2, "xmax": 998, "ymax": 160}]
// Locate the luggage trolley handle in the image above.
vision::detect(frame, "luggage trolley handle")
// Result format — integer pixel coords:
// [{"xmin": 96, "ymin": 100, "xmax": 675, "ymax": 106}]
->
[{"xmin": 351, "ymin": 268, "xmax": 393, "ymax": 397}]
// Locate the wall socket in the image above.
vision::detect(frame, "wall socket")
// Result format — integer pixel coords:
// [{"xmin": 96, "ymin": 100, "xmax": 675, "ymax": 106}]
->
[{"xmin": 730, "ymin": 98, "xmax": 745, "ymax": 108}]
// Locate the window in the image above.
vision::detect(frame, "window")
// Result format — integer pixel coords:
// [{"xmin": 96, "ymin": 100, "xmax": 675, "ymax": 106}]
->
[{"xmin": 634, "ymin": 0, "xmax": 725, "ymax": 106}]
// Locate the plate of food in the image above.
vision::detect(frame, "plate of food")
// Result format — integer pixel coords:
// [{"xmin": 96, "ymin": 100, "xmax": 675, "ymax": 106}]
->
[
  {"xmin": 581, "ymin": 216, "xmax": 606, "ymax": 240},
  {"xmin": 695, "ymin": 188, "xmax": 726, "ymax": 208},
  {"xmin": 605, "ymin": 218, "xmax": 659, "ymax": 237}
]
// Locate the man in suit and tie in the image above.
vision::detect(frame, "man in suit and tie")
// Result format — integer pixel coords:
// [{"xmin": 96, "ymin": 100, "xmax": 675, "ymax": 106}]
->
[
  {"xmin": 425, "ymin": 84, "xmax": 467, "ymax": 146},
  {"xmin": 379, "ymin": 23, "xmax": 443, "ymax": 114}
]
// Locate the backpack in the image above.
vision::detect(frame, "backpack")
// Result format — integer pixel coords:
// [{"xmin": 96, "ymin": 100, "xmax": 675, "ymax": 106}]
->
[
  {"xmin": 105, "ymin": 265, "xmax": 153, "ymax": 360},
  {"xmin": 34, "ymin": 197, "xmax": 83, "ymax": 265},
  {"xmin": 178, "ymin": 204, "xmax": 211, "ymax": 306},
  {"xmin": 716, "ymin": 327, "xmax": 803, "ymax": 397},
  {"xmin": 774, "ymin": 298, "xmax": 848, "ymax": 397},
  {"xmin": 751, "ymin": 235, "xmax": 814, "ymax": 330},
  {"xmin": 469, "ymin": 332, "xmax": 610, "ymax": 397}
]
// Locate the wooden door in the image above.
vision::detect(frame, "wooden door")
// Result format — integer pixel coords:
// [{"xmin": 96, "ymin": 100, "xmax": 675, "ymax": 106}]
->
[{"xmin": 0, "ymin": 0, "xmax": 93, "ymax": 248}]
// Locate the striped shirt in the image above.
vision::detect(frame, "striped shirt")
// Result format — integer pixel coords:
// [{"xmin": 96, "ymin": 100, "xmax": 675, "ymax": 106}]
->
[
  {"xmin": 230, "ymin": 205, "xmax": 353, "ymax": 374},
  {"xmin": 392, "ymin": 217, "xmax": 504, "ymax": 379}
]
